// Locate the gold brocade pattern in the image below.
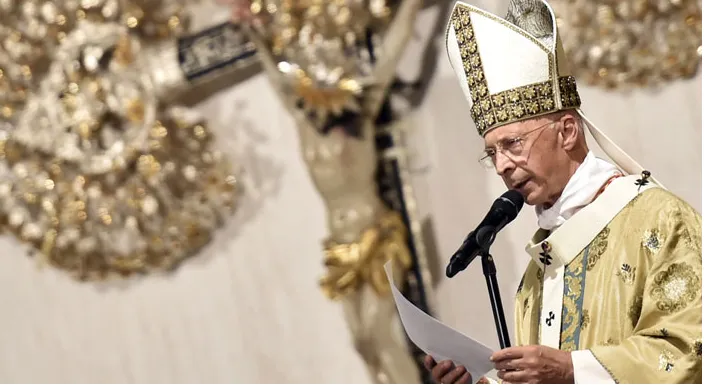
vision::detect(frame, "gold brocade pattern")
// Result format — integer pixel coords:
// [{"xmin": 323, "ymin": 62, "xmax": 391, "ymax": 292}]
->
[
  {"xmin": 319, "ymin": 210, "xmax": 412, "ymax": 300},
  {"xmin": 659, "ymin": 350, "xmax": 676, "ymax": 372},
  {"xmin": 617, "ymin": 263, "xmax": 636, "ymax": 285},
  {"xmin": 643, "ymin": 229, "xmax": 664, "ymax": 253},
  {"xmin": 580, "ymin": 309, "xmax": 590, "ymax": 330},
  {"xmin": 559, "ymin": 247, "xmax": 587, "ymax": 352},
  {"xmin": 449, "ymin": 5, "xmax": 581, "ymax": 136},
  {"xmin": 513, "ymin": 262, "xmax": 541, "ymax": 347},
  {"xmin": 682, "ymin": 227, "xmax": 702, "ymax": 254},
  {"xmin": 628, "ymin": 295, "xmax": 643, "ymax": 327},
  {"xmin": 650, "ymin": 263, "xmax": 700, "ymax": 313},
  {"xmin": 587, "ymin": 227, "xmax": 609, "ymax": 270},
  {"xmin": 583, "ymin": 188, "xmax": 702, "ymax": 383},
  {"xmin": 518, "ymin": 188, "xmax": 702, "ymax": 383}
]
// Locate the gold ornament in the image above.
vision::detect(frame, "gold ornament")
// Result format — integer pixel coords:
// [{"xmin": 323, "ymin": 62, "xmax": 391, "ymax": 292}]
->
[
  {"xmin": 643, "ymin": 228, "xmax": 663, "ymax": 253},
  {"xmin": 650, "ymin": 262, "xmax": 700, "ymax": 314},
  {"xmin": 238, "ymin": 0, "xmax": 396, "ymax": 132},
  {"xmin": 0, "ymin": 1, "xmax": 242, "ymax": 280},
  {"xmin": 550, "ymin": 0, "xmax": 702, "ymax": 89},
  {"xmin": 320, "ymin": 210, "xmax": 413, "ymax": 300}
]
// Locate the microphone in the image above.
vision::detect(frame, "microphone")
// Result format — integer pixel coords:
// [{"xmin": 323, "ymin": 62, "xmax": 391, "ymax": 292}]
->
[{"xmin": 445, "ymin": 190, "xmax": 524, "ymax": 278}]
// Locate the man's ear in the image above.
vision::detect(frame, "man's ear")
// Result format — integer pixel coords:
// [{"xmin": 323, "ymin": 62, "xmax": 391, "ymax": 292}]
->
[{"xmin": 559, "ymin": 113, "xmax": 581, "ymax": 151}]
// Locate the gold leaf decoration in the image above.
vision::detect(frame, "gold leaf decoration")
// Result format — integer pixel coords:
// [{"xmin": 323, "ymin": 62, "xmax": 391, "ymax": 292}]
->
[{"xmin": 319, "ymin": 210, "xmax": 412, "ymax": 300}]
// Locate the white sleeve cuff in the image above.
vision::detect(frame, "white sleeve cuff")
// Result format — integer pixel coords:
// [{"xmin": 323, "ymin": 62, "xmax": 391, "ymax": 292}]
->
[{"xmin": 571, "ymin": 350, "xmax": 615, "ymax": 384}]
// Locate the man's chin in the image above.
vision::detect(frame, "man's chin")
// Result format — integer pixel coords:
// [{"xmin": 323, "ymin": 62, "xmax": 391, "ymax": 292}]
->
[
  {"xmin": 521, "ymin": 190, "xmax": 541, "ymax": 206},
  {"xmin": 508, "ymin": 181, "xmax": 541, "ymax": 206}
]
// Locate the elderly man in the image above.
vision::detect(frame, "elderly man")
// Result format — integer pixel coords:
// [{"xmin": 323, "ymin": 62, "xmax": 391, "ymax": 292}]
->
[{"xmin": 424, "ymin": 0, "xmax": 702, "ymax": 383}]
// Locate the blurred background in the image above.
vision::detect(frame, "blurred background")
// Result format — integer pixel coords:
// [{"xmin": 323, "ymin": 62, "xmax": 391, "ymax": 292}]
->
[{"xmin": 0, "ymin": 0, "xmax": 700, "ymax": 382}]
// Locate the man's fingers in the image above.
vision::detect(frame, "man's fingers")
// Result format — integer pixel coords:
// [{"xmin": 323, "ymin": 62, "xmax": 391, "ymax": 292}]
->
[
  {"xmin": 491, "ymin": 347, "xmax": 525, "ymax": 362},
  {"xmin": 493, "ymin": 357, "xmax": 524, "ymax": 371},
  {"xmin": 458, "ymin": 371, "xmax": 472, "ymax": 384},
  {"xmin": 424, "ymin": 355, "xmax": 436, "ymax": 371},
  {"xmin": 497, "ymin": 369, "xmax": 530, "ymax": 384},
  {"xmin": 431, "ymin": 360, "xmax": 454, "ymax": 383},
  {"xmin": 440, "ymin": 365, "xmax": 466, "ymax": 384},
  {"xmin": 497, "ymin": 370, "xmax": 511, "ymax": 381}
]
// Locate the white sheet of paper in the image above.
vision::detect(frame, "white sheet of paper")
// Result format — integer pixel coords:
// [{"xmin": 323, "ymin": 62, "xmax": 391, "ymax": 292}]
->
[{"xmin": 384, "ymin": 261, "xmax": 496, "ymax": 384}]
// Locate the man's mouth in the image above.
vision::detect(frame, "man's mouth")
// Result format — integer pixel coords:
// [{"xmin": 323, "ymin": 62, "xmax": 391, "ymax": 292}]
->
[{"xmin": 513, "ymin": 179, "xmax": 529, "ymax": 190}]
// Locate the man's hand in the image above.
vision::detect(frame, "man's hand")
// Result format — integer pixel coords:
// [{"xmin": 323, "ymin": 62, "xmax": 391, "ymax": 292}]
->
[
  {"xmin": 423, "ymin": 355, "xmax": 489, "ymax": 384},
  {"xmin": 490, "ymin": 345, "xmax": 574, "ymax": 384}
]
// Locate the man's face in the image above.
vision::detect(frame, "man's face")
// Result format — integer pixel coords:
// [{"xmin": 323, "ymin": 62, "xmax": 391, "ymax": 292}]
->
[{"xmin": 482, "ymin": 116, "xmax": 572, "ymax": 206}]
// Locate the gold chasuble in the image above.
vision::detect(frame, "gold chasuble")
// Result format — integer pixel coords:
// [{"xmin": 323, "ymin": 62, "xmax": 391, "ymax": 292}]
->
[{"xmin": 514, "ymin": 174, "xmax": 702, "ymax": 383}]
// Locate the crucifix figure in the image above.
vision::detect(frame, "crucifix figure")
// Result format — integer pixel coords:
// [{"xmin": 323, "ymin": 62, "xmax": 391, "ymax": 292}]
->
[{"xmin": 223, "ymin": 0, "xmax": 429, "ymax": 382}]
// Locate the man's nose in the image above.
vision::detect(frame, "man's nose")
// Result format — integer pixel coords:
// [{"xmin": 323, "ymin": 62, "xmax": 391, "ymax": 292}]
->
[{"xmin": 494, "ymin": 151, "xmax": 515, "ymax": 176}]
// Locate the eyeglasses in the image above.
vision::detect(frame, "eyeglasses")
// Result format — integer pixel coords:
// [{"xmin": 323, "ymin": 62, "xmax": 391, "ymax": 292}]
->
[{"xmin": 478, "ymin": 121, "xmax": 557, "ymax": 169}]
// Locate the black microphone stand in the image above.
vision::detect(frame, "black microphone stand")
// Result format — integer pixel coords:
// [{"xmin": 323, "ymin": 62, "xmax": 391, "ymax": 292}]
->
[{"xmin": 479, "ymin": 249, "xmax": 512, "ymax": 349}]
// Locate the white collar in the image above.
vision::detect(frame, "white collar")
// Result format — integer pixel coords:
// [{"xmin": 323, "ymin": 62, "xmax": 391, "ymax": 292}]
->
[{"xmin": 535, "ymin": 151, "xmax": 621, "ymax": 231}]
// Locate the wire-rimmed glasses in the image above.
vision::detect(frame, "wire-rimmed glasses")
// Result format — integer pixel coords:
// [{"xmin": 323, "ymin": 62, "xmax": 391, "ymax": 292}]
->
[{"xmin": 478, "ymin": 121, "xmax": 557, "ymax": 169}]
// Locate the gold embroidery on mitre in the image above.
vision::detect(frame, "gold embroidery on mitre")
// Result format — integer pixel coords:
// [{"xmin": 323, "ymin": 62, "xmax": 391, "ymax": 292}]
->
[
  {"xmin": 617, "ymin": 263, "xmax": 636, "ymax": 285},
  {"xmin": 319, "ymin": 210, "xmax": 412, "ymax": 300},
  {"xmin": 449, "ymin": 5, "xmax": 581, "ymax": 136},
  {"xmin": 650, "ymin": 263, "xmax": 700, "ymax": 313},
  {"xmin": 587, "ymin": 227, "xmax": 609, "ymax": 271},
  {"xmin": 658, "ymin": 350, "xmax": 676, "ymax": 372},
  {"xmin": 559, "ymin": 76, "xmax": 581, "ymax": 108},
  {"xmin": 643, "ymin": 229, "xmax": 663, "ymax": 253}
]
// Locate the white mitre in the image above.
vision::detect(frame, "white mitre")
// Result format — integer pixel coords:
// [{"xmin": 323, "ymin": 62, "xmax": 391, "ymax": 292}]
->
[{"xmin": 445, "ymin": 0, "xmax": 653, "ymax": 178}]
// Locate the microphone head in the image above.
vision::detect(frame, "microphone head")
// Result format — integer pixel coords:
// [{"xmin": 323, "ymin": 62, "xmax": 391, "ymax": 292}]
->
[{"xmin": 497, "ymin": 189, "xmax": 524, "ymax": 220}]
